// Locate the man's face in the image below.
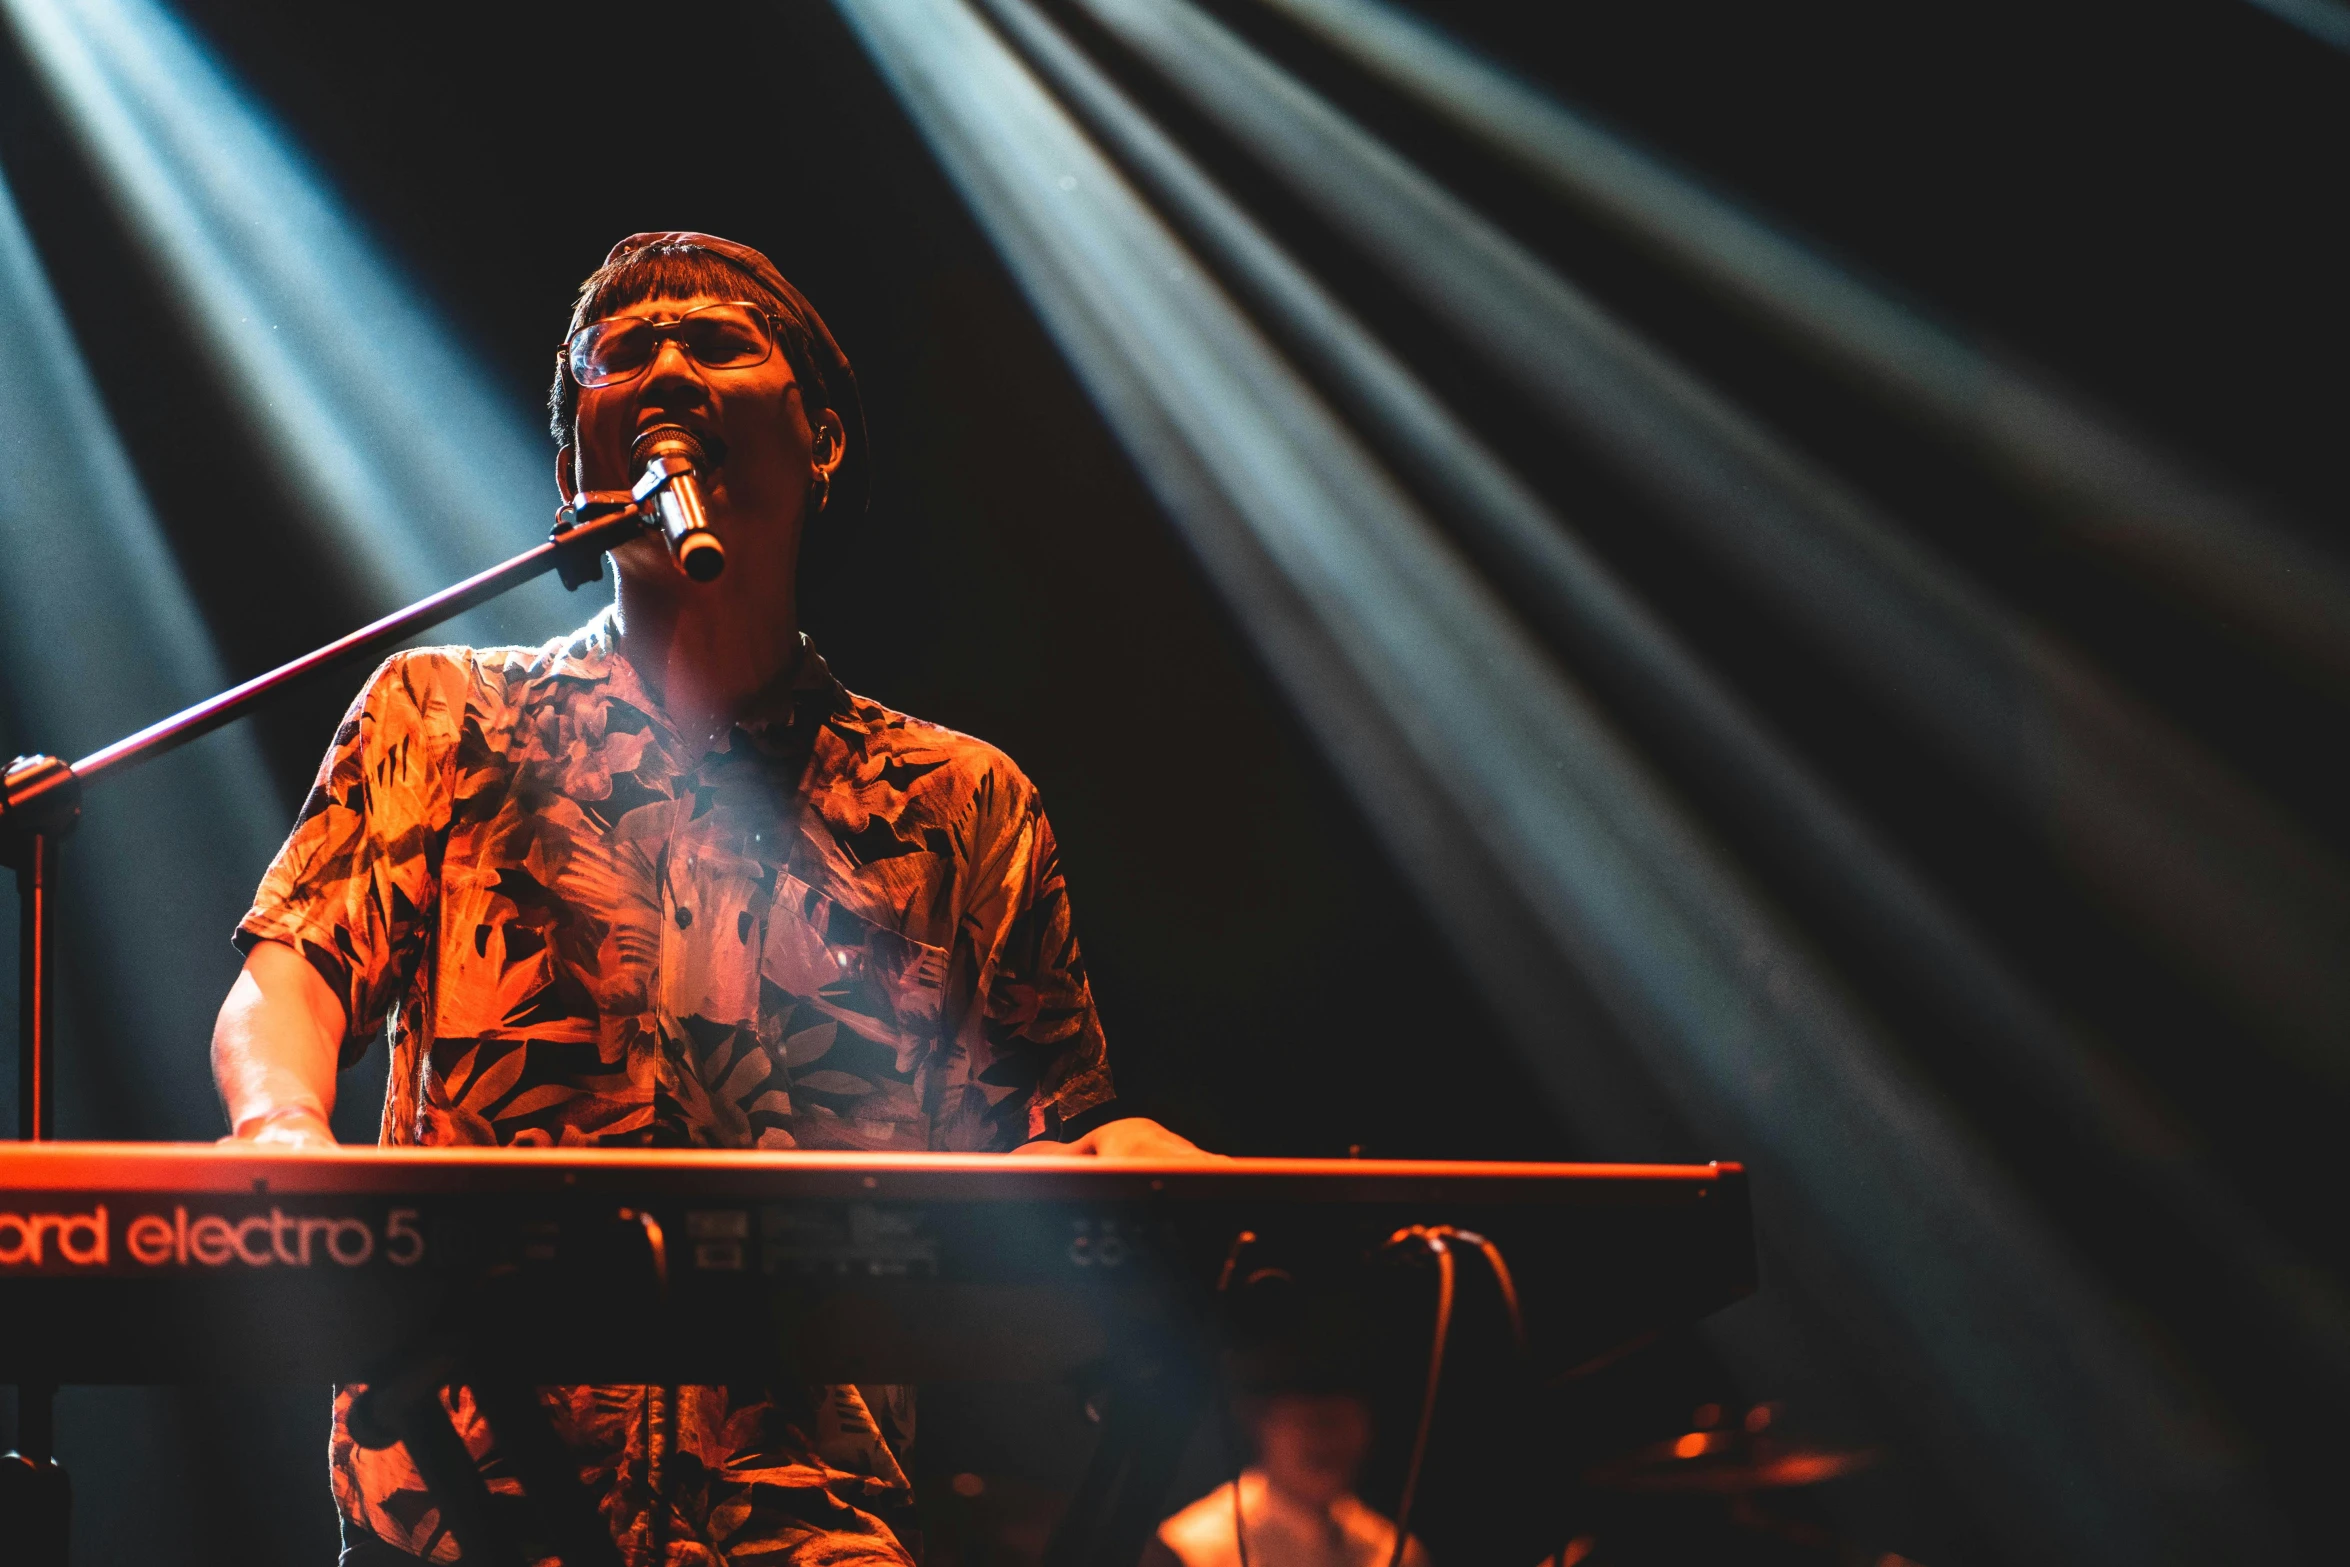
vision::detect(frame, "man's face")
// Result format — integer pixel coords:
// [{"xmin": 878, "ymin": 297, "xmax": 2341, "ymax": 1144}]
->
[{"xmin": 564, "ymin": 289, "xmax": 839, "ymax": 602}]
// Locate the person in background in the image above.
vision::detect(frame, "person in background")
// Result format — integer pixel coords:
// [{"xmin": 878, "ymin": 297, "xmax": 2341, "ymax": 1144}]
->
[{"xmin": 1149, "ymin": 1391, "xmax": 1429, "ymax": 1567}]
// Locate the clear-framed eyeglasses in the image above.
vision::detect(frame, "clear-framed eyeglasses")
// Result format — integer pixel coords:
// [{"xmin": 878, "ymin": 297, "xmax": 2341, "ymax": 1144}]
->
[{"xmin": 564, "ymin": 301, "xmax": 781, "ymax": 389}]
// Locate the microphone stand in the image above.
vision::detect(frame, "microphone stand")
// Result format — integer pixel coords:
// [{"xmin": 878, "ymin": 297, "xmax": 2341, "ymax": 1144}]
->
[{"xmin": 0, "ymin": 493, "xmax": 649, "ymax": 1559}]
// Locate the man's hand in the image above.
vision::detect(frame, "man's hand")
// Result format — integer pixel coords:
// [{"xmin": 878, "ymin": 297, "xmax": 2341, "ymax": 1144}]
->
[
  {"xmin": 225, "ymin": 1105, "xmax": 340, "ymax": 1152},
  {"xmin": 1012, "ymin": 1116, "xmax": 1221, "ymax": 1160}
]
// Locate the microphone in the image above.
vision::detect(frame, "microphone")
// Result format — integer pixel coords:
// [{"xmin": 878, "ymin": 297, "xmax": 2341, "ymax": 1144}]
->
[{"xmin": 630, "ymin": 425, "xmax": 726, "ymax": 582}]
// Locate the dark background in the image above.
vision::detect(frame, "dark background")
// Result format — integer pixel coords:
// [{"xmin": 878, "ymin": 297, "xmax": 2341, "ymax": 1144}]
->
[{"xmin": 0, "ymin": 0, "xmax": 2342, "ymax": 1562}]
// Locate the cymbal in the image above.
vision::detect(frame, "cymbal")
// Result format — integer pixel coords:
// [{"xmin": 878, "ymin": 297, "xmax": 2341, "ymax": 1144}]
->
[{"xmin": 1584, "ymin": 1428, "xmax": 1880, "ymax": 1494}]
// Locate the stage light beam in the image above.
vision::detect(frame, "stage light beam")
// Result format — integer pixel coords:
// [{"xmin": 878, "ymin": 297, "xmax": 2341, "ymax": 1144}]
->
[
  {"xmin": 0, "ymin": 165, "xmax": 283, "ymax": 1139},
  {"xmin": 0, "ymin": 0, "xmax": 573, "ymax": 641}
]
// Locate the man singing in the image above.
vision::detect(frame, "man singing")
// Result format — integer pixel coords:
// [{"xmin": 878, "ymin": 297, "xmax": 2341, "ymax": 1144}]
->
[{"xmin": 211, "ymin": 231, "xmax": 1202, "ymax": 1565}]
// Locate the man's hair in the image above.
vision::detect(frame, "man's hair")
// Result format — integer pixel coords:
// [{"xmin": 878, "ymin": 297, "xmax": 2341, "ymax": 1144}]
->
[{"xmin": 545, "ymin": 242, "xmax": 832, "ymax": 449}]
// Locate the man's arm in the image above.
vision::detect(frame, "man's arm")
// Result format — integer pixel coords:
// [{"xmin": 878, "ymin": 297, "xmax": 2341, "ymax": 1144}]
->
[{"xmin": 211, "ymin": 939, "xmax": 348, "ymax": 1149}]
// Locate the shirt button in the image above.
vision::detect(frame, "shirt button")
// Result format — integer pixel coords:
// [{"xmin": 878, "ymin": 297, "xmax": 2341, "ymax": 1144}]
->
[{"xmin": 675, "ymin": 906, "xmax": 694, "ymax": 929}]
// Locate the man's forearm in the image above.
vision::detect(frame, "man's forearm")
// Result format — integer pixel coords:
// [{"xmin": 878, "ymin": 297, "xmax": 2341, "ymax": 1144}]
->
[{"xmin": 212, "ymin": 940, "xmax": 347, "ymax": 1144}]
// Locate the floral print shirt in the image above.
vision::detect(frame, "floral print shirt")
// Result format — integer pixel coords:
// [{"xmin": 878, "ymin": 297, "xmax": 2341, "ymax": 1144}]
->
[{"xmin": 237, "ymin": 607, "xmax": 1115, "ymax": 1563}]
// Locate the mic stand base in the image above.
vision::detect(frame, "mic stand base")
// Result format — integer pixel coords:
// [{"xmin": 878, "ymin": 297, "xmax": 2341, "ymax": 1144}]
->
[{"xmin": 0, "ymin": 1381, "xmax": 69, "ymax": 1567}]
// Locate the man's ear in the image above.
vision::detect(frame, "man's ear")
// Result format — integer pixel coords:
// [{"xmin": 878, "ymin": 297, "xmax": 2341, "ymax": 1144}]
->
[
  {"xmin": 554, "ymin": 443, "xmax": 576, "ymax": 502},
  {"xmin": 810, "ymin": 410, "xmax": 847, "ymax": 481}
]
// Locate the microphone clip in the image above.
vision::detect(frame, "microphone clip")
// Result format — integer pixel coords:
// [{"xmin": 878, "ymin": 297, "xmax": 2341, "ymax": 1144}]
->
[{"xmin": 550, "ymin": 490, "xmax": 638, "ymax": 591}]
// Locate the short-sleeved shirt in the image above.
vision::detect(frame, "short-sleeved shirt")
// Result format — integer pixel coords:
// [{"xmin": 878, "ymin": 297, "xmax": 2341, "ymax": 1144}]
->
[{"xmin": 238, "ymin": 607, "xmax": 1115, "ymax": 1563}]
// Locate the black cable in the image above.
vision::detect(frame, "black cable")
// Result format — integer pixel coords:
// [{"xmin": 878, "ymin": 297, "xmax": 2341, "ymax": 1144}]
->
[
  {"xmin": 1448, "ymin": 1227, "xmax": 1526, "ymax": 1356},
  {"xmin": 1457, "ymin": 1227, "xmax": 1549, "ymax": 1561},
  {"xmin": 1216, "ymin": 1229, "xmax": 1259, "ymax": 1567},
  {"xmin": 1382, "ymin": 1227, "xmax": 1459, "ymax": 1567},
  {"xmin": 1216, "ymin": 1228, "xmax": 1259, "ymax": 1294},
  {"xmin": 1377, "ymin": 1224, "xmax": 1525, "ymax": 1566}
]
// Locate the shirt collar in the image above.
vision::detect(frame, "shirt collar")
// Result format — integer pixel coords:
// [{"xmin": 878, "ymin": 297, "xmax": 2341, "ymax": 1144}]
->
[{"xmin": 545, "ymin": 604, "xmax": 854, "ymax": 739}]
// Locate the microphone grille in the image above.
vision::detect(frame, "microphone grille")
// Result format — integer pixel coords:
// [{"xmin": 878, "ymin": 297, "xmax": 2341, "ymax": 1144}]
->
[{"xmin": 631, "ymin": 424, "xmax": 706, "ymax": 469}]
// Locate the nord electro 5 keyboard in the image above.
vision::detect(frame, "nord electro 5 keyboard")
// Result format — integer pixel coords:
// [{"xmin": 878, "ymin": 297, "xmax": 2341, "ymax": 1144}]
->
[{"xmin": 0, "ymin": 1144, "xmax": 1753, "ymax": 1385}]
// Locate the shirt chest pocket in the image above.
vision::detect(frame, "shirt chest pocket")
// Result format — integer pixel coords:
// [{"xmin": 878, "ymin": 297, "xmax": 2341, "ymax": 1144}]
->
[
  {"xmin": 761, "ymin": 870, "xmax": 948, "ymax": 1079},
  {"xmin": 660, "ymin": 845, "xmax": 774, "ymax": 1028}
]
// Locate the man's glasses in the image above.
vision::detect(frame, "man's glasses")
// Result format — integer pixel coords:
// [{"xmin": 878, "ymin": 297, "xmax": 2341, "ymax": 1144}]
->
[{"xmin": 564, "ymin": 301, "xmax": 780, "ymax": 388}]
